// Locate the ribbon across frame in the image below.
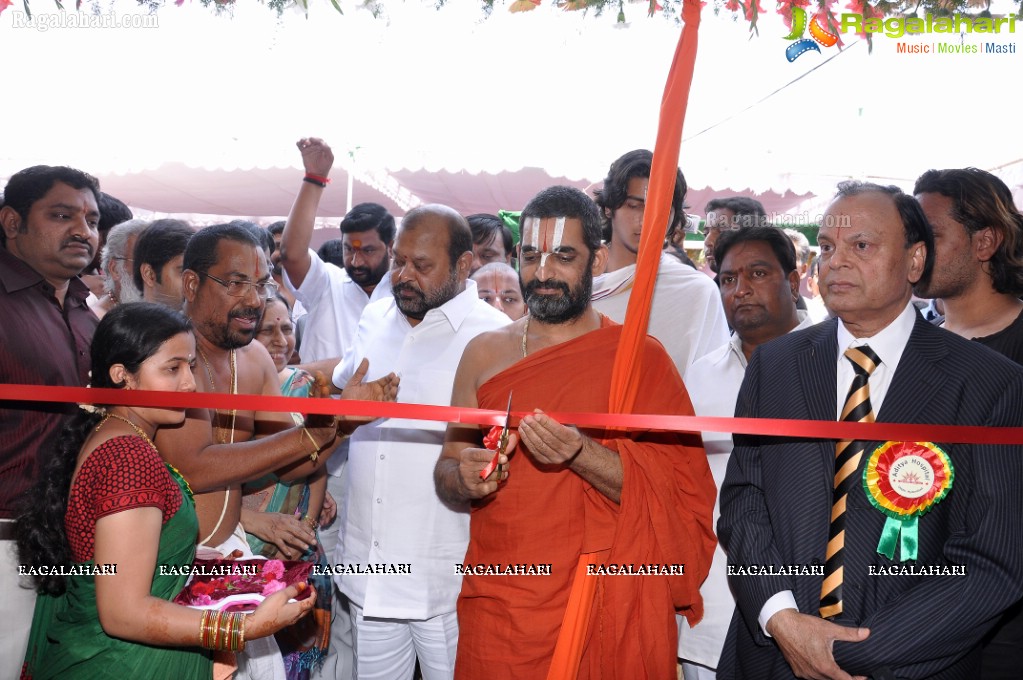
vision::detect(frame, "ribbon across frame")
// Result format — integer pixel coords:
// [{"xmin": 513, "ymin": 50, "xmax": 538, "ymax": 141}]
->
[{"xmin": 3, "ymin": 383, "xmax": 1023, "ymax": 445}]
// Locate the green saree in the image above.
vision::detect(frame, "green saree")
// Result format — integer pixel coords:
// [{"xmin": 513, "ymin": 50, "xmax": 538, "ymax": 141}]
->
[{"xmin": 22, "ymin": 466, "xmax": 212, "ymax": 679}]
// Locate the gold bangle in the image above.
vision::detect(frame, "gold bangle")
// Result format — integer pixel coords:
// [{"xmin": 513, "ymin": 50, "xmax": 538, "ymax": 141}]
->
[
  {"xmin": 200, "ymin": 609, "xmax": 213, "ymax": 648},
  {"xmin": 217, "ymin": 611, "xmax": 232, "ymax": 651},
  {"xmin": 207, "ymin": 610, "xmax": 218, "ymax": 649},
  {"xmin": 226, "ymin": 613, "xmax": 235, "ymax": 652},
  {"xmin": 208, "ymin": 609, "xmax": 218, "ymax": 646},
  {"xmin": 225, "ymin": 612, "xmax": 235, "ymax": 652},
  {"xmin": 301, "ymin": 427, "xmax": 321, "ymax": 462},
  {"xmin": 237, "ymin": 613, "xmax": 247, "ymax": 652}
]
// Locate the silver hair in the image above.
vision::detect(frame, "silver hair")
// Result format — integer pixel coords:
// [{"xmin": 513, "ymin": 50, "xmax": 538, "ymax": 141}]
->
[
  {"xmin": 101, "ymin": 218, "xmax": 150, "ymax": 300},
  {"xmin": 783, "ymin": 228, "xmax": 811, "ymax": 266}
]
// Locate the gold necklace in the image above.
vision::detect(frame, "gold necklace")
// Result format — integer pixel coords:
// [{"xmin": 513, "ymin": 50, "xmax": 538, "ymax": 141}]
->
[
  {"xmin": 196, "ymin": 346, "xmax": 238, "ymax": 444},
  {"xmin": 101, "ymin": 412, "xmax": 155, "ymax": 449},
  {"xmin": 99, "ymin": 413, "xmax": 194, "ymax": 500},
  {"xmin": 521, "ymin": 315, "xmax": 530, "ymax": 358}
]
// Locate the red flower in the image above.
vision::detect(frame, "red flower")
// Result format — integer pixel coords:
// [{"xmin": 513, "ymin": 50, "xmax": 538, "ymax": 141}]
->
[
  {"xmin": 191, "ymin": 580, "xmax": 215, "ymax": 597},
  {"xmin": 0, "ymin": 0, "xmax": 13, "ymax": 15}
]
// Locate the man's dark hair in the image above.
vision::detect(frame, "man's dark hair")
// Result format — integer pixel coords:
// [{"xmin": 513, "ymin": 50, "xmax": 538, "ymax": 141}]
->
[
  {"xmin": 704, "ymin": 196, "xmax": 770, "ymax": 229},
  {"xmin": 401, "ymin": 205, "xmax": 472, "ymax": 270},
  {"xmin": 521, "ymin": 186, "xmax": 603, "ymax": 256},
  {"xmin": 466, "ymin": 214, "xmax": 514, "ymax": 254},
  {"xmin": 183, "ymin": 222, "xmax": 262, "ymax": 278},
  {"xmin": 714, "ymin": 226, "xmax": 798, "ymax": 276},
  {"xmin": 594, "ymin": 149, "xmax": 687, "ymax": 243},
  {"xmin": 264, "ymin": 220, "xmax": 287, "ymax": 257},
  {"xmin": 97, "ymin": 193, "xmax": 133, "ymax": 233},
  {"xmin": 228, "ymin": 220, "xmax": 273, "ymax": 255},
  {"xmin": 340, "ymin": 203, "xmax": 396, "ymax": 244},
  {"xmin": 1, "ymin": 165, "xmax": 101, "ymax": 247},
  {"xmin": 266, "ymin": 220, "xmax": 286, "ymax": 237},
  {"xmin": 833, "ymin": 181, "xmax": 935, "ymax": 287},
  {"xmin": 133, "ymin": 219, "xmax": 195, "ymax": 291},
  {"xmin": 914, "ymin": 168, "xmax": 1023, "ymax": 296},
  {"xmin": 318, "ymin": 239, "xmax": 346, "ymax": 268}
]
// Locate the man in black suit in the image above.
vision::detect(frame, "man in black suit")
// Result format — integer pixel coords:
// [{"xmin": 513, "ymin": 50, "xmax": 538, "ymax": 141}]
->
[{"xmin": 717, "ymin": 181, "xmax": 1023, "ymax": 680}]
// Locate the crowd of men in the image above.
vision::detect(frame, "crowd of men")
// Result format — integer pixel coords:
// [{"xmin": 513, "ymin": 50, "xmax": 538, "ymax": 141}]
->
[{"xmin": 2, "ymin": 138, "xmax": 1023, "ymax": 680}]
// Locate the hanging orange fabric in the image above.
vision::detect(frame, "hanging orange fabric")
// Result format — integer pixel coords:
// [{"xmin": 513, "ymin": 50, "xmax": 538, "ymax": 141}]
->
[{"xmin": 545, "ymin": 0, "xmax": 703, "ymax": 676}]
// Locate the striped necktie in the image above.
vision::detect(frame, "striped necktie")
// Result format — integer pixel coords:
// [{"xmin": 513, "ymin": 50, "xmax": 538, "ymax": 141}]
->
[{"xmin": 820, "ymin": 344, "xmax": 881, "ymax": 619}]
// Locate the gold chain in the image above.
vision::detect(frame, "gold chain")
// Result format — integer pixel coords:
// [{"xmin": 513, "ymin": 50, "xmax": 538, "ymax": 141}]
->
[
  {"xmin": 100, "ymin": 413, "xmax": 155, "ymax": 449},
  {"xmin": 98, "ymin": 413, "xmax": 195, "ymax": 500},
  {"xmin": 196, "ymin": 346, "xmax": 237, "ymax": 444}
]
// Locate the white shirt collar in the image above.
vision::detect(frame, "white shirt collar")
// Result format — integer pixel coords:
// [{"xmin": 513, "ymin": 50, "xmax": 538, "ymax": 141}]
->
[
  {"xmin": 835, "ymin": 301, "xmax": 917, "ymax": 370},
  {"xmin": 727, "ymin": 309, "xmax": 814, "ymax": 368},
  {"xmin": 412, "ymin": 278, "xmax": 480, "ymax": 332}
]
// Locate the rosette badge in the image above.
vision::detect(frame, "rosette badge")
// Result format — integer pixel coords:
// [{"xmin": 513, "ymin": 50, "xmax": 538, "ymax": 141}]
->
[{"xmin": 863, "ymin": 442, "xmax": 955, "ymax": 561}]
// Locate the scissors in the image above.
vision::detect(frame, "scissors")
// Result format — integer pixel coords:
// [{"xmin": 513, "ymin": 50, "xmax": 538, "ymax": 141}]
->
[{"xmin": 479, "ymin": 392, "xmax": 513, "ymax": 481}]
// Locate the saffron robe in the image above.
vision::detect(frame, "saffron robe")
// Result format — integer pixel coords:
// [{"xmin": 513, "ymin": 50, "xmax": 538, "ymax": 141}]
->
[{"xmin": 455, "ymin": 320, "xmax": 716, "ymax": 679}]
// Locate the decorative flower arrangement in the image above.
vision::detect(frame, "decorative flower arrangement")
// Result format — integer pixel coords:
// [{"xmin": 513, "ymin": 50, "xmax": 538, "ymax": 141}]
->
[{"xmin": 174, "ymin": 559, "xmax": 314, "ymax": 612}]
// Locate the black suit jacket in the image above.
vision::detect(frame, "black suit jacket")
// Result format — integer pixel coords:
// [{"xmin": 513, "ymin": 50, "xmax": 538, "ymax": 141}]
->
[{"xmin": 717, "ymin": 315, "xmax": 1023, "ymax": 679}]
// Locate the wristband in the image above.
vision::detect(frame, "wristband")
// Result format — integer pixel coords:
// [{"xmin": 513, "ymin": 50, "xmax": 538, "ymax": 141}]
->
[{"xmin": 303, "ymin": 172, "xmax": 331, "ymax": 187}]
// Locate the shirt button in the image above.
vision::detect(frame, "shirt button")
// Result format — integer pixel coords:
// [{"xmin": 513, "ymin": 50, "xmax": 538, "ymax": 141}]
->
[
  {"xmin": 373, "ymin": 541, "xmax": 379, "ymax": 547},
  {"xmin": 376, "ymin": 498, "xmax": 382, "ymax": 504},
  {"xmin": 380, "ymin": 454, "xmax": 385, "ymax": 460}
]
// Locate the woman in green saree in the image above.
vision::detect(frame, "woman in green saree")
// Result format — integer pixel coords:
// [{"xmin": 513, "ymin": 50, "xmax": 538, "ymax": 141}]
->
[{"xmin": 16, "ymin": 303, "xmax": 316, "ymax": 679}]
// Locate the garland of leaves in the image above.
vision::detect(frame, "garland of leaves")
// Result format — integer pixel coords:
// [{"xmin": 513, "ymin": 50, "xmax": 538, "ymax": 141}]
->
[{"xmin": 3, "ymin": 0, "xmax": 1018, "ymax": 33}]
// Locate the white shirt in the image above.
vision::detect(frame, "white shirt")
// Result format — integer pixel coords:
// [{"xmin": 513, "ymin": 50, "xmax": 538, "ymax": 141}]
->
[
  {"xmin": 593, "ymin": 253, "xmax": 729, "ymax": 375},
  {"xmin": 758, "ymin": 301, "xmax": 917, "ymax": 635},
  {"xmin": 284, "ymin": 249, "xmax": 392, "ymax": 364},
  {"xmin": 330, "ymin": 280, "xmax": 509, "ymax": 619},
  {"xmin": 680, "ymin": 312, "xmax": 814, "ymax": 668}
]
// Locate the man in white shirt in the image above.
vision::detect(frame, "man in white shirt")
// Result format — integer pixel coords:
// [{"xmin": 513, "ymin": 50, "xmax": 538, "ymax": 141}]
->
[
  {"xmin": 680, "ymin": 226, "xmax": 814, "ymax": 679},
  {"xmin": 718, "ymin": 182, "xmax": 1023, "ymax": 680},
  {"xmin": 592, "ymin": 149, "xmax": 729, "ymax": 375},
  {"xmin": 278, "ymin": 138, "xmax": 395, "ymax": 680},
  {"xmin": 279, "ymin": 140, "xmax": 394, "ymax": 366},
  {"xmin": 331, "ymin": 204, "xmax": 509, "ymax": 680}
]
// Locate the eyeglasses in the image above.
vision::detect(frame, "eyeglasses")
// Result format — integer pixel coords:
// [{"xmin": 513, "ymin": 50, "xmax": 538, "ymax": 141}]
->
[{"xmin": 205, "ymin": 273, "xmax": 279, "ymax": 300}]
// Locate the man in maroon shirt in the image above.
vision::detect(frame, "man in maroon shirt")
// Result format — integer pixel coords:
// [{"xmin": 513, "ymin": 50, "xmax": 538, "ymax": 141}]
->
[{"xmin": 0, "ymin": 165, "xmax": 101, "ymax": 678}]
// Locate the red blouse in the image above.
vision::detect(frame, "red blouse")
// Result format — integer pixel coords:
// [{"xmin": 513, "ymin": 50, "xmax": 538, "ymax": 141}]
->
[{"xmin": 65, "ymin": 435, "xmax": 183, "ymax": 563}]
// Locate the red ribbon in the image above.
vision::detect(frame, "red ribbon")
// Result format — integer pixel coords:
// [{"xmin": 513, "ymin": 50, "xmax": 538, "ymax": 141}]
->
[{"xmin": 2, "ymin": 383, "xmax": 1022, "ymax": 445}]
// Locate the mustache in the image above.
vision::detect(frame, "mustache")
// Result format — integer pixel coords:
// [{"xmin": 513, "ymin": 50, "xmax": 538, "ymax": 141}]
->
[
  {"xmin": 393, "ymin": 281, "xmax": 424, "ymax": 298},
  {"xmin": 229, "ymin": 308, "xmax": 262, "ymax": 322},
  {"xmin": 63, "ymin": 237, "xmax": 94, "ymax": 256},
  {"xmin": 524, "ymin": 279, "xmax": 571, "ymax": 296}
]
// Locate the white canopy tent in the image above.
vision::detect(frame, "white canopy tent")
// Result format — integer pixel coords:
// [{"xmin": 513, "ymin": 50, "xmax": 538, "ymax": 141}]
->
[{"xmin": 1, "ymin": 0, "xmax": 1020, "ymax": 224}]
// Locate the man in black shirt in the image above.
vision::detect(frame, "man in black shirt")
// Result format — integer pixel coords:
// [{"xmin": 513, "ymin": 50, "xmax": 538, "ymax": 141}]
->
[{"xmin": 914, "ymin": 167, "xmax": 1023, "ymax": 678}]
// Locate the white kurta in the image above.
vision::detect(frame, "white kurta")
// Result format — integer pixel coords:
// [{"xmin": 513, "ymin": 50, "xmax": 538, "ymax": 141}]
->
[
  {"xmin": 593, "ymin": 253, "xmax": 730, "ymax": 374},
  {"xmin": 284, "ymin": 249, "xmax": 392, "ymax": 363},
  {"xmin": 331, "ymin": 281, "xmax": 509, "ymax": 620},
  {"xmin": 678, "ymin": 312, "xmax": 814, "ymax": 670}
]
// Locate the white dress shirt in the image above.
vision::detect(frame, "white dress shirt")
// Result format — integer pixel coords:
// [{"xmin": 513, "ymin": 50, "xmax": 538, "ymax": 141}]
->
[
  {"xmin": 592, "ymin": 253, "xmax": 730, "ymax": 374},
  {"xmin": 758, "ymin": 302, "xmax": 917, "ymax": 635},
  {"xmin": 680, "ymin": 312, "xmax": 814, "ymax": 668},
  {"xmin": 331, "ymin": 280, "xmax": 509, "ymax": 620}
]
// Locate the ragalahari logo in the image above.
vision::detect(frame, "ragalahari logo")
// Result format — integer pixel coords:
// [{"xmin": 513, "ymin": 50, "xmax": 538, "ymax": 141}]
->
[{"xmin": 784, "ymin": 7, "xmax": 839, "ymax": 61}]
